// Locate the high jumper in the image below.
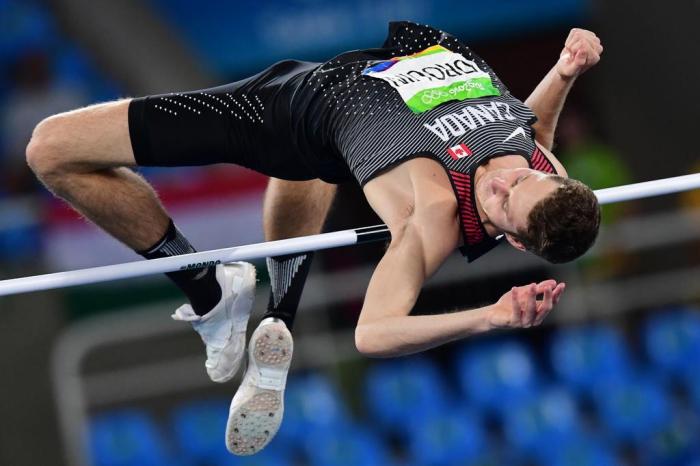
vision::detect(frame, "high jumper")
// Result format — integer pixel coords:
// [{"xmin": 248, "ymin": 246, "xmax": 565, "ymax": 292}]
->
[{"xmin": 24, "ymin": 21, "xmax": 606, "ymax": 455}]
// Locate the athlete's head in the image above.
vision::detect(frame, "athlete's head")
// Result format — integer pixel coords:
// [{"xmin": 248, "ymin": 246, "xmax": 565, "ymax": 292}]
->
[{"xmin": 477, "ymin": 168, "xmax": 600, "ymax": 263}]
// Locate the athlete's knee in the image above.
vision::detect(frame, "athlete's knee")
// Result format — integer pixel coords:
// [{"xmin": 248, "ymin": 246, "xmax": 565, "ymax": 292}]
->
[{"xmin": 26, "ymin": 113, "xmax": 76, "ymax": 183}]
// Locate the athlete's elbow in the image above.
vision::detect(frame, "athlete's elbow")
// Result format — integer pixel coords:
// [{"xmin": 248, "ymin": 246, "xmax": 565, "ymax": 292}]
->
[
  {"xmin": 354, "ymin": 325, "xmax": 377, "ymax": 356},
  {"xmin": 354, "ymin": 324, "xmax": 391, "ymax": 358}
]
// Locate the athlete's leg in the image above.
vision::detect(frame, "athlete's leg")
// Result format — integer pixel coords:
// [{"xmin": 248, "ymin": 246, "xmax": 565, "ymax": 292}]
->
[
  {"xmin": 26, "ymin": 99, "xmax": 256, "ymax": 385},
  {"xmin": 262, "ymin": 177, "xmax": 337, "ymax": 329},
  {"xmin": 26, "ymin": 100, "xmax": 169, "ymax": 250},
  {"xmin": 226, "ymin": 177, "xmax": 336, "ymax": 456},
  {"xmin": 26, "ymin": 99, "xmax": 223, "ymax": 313}
]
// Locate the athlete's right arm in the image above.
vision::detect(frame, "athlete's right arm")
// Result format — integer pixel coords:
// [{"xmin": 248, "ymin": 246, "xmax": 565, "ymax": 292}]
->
[
  {"xmin": 354, "ymin": 213, "xmax": 471, "ymax": 357},
  {"xmin": 354, "ymin": 218, "xmax": 565, "ymax": 357},
  {"xmin": 355, "ymin": 159, "xmax": 563, "ymax": 357}
]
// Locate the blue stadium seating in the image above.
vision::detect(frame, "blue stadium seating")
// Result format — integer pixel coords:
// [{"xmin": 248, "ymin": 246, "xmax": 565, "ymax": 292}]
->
[
  {"xmin": 456, "ymin": 339, "xmax": 539, "ymax": 414},
  {"xmin": 90, "ymin": 410, "xmax": 169, "ymax": 466},
  {"xmin": 405, "ymin": 404, "xmax": 486, "ymax": 466},
  {"xmin": 643, "ymin": 308, "xmax": 700, "ymax": 376},
  {"xmin": 0, "ymin": 0, "xmax": 55, "ymax": 60},
  {"xmin": 87, "ymin": 316, "xmax": 700, "ymax": 466},
  {"xmin": 171, "ymin": 398, "xmax": 230, "ymax": 463},
  {"xmin": 365, "ymin": 356, "xmax": 448, "ymax": 436},
  {"xmin": 542, "ymin": 436, "xmax": 620, "ymax": 466},
  {"xmin": 303, "ymin": 423, "xmax": 391, "ymax": 466},
  {"xmin": 637, "ymin": 409, "xmax": 700, "ymax": 466},
  {"xmin": 592, "ymin": 372, "xmax": 672, "ymax": 445},
  {"xmin": 0, "ymin": 222, "xmax": 42, "ymax": 261},
  {"xmin": 685, "ymin": 370, "xmax": 700, "ymax": 411},
  {"xmin": 550, "ymin": 324, "xmax": 631, "ymax": 394},
  {"xmin": 215, "ymin": 446, "xmax": 291, "ymax": 466},
  {"xmin": 502, "ymin": 386, "xmax": 582, "ymax": 462},
  {"xmin": 171, "ymin": 399, "xmax": 294, "ymax": 466},
  {"xmin": 276, "ymin": 374, "xmax": 349, "ymax": 450}
]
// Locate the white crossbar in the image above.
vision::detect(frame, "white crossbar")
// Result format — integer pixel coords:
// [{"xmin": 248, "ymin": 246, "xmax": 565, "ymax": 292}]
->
[
  {"xmin": 595, "ymin": 172, "xmax": 700, "ymax": 205},
  {"xmin": 0, "ymin": 173, "xmax": 698, "ymax": 296}
]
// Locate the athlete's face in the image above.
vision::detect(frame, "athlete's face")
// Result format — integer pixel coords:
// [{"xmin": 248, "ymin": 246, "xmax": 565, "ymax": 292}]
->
[{"xmin": 477, "ymin": 168, "xmax": 560, "ymax": 240}]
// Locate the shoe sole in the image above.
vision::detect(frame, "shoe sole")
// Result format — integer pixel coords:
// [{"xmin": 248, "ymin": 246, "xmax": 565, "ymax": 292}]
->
[
  {"xmin": 226, "ymin": 322, "xmax": 293, "ymax": 455},
  {"xmin": 209, "ymin": 263, "xmax": 257, "ymax": 383}
]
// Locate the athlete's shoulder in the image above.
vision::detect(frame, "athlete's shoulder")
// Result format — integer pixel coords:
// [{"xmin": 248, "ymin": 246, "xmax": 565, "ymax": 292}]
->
[
  {"xmin": 320, "ymin": 21, "xmax": 464, "ymax": 69},
  {"xmin": 382, "ymin": 21, "xmax": 450, "ymax": 46}
]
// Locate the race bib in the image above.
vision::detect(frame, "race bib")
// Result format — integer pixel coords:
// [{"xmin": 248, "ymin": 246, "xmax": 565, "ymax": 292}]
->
[{"xmin": 362, "ymin": 45, "xmax": 500, "ymax": 114}]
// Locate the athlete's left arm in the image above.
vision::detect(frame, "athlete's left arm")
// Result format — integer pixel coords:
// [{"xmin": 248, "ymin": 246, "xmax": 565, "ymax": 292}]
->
[{"xmin": 525, "ymin": 28, "xmax": 603, "ymax": 150}]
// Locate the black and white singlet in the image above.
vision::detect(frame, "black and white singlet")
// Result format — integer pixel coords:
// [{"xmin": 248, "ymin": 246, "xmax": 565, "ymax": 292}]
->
[{"xmin": 293, "ymin": 21, "xmax": 557, "ymax": 260}]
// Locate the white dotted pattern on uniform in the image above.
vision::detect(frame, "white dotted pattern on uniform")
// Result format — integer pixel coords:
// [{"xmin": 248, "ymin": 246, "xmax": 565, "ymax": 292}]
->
[{"xmin": 154, "ymin": 92, "xmax": 265, "ymax": 125}]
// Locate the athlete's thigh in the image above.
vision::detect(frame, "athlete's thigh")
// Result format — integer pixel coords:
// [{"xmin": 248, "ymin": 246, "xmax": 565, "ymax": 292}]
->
[
  {"xmin": 48, "ymin": 99, "xmax": 136, "ymax": 169},
  {"xmin": 263, "ymin": 178, "xmax": 337, "ymax": 239},
  {"xmin": 128, "ymin": 61, "xmax": 318, "ymax": 177}
]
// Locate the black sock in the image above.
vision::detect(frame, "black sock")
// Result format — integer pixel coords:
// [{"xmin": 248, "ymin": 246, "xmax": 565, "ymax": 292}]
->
[
  {"xmin": 138, "ymin": 219, "xmax": 222, "ymax": 316},
  {"xmin": 263, "ymin": 252, "xmax": 314, "ymax": 330}
]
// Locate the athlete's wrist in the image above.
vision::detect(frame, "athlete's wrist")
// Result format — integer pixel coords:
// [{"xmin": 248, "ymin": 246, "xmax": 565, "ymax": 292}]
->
[
  {"xmin": 556, "ymin": 71, "xmax": 577, "ymax": 82},
  {"xmin": 468, "ymin": 306, "xmax": 498, "ymax": 333},
  {"xmin": 553, "ymin": 63, "xmax": 578, "ymax": 84}
]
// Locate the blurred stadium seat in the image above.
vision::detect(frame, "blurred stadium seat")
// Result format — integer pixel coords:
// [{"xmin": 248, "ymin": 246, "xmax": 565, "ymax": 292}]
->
[
  {"xmin": 276, "ymin": 374, "xmax": 350, "ymax": 450},
  {"xmin": 0, "ymin": 1, "xmax": 55, "ymax": 60},
  {"xmin": 502, "ymin": 386, "xmax": 581, "ymax": 462},
  {"xmin": 215, "ymin": 446, "xmax": 291, "ymax": 466},
  {"xmin": 364, "ymin": 356, "xmax": 448, "ymax": 436},
  {"xmin": 405, "ymin": 405, "xmax": 486, "ymax": 466},
  {"xmin": 684, "ymin": 370, "xmax": 700, "ymax": 412},
  {"xmin": 456, "ymin": 339, "xmax": 539, "ymax": 414},
  {"xmin": 637, "ymin": 410, "xmax": 700, "ymax": 466},
  {"xmin": 643, "ymin": 307, "xmax": 700, "ymax": 377},
  {"xmin": 90, "ymin": 410, "xmax": 169, "ymax": 466},
  {"xmin": 550, "ymin": 324, "xmax": 632, "ymax": 394},
  {"xmin": 302, "ymin": 424, "xmax": 391, "ymax": 466},
  {"xmin": 592, "ymin": 372, "xmax": 672, "ymax": 445},
  {"xmin": 542, "ymin": 436, "xmax": 620, "ymax": 466},
  {"xmin": 171, "ymin": 398, "xmax": 230, "ymax": 463}
]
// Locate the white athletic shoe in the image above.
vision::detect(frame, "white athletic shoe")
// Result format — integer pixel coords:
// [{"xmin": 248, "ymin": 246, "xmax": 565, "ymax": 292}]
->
[
  {"xmin": 171, "ymin": 262, "xmax": 256, "ymax": 383},
  {"xmin": 226, "ymin": 317, "xmax": 293, "ymax": 456}
]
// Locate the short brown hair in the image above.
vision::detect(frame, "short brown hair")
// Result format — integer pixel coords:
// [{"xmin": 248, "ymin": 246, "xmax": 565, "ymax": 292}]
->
[{"xmin": 517, "ymin": 176, "xmax": 601, "ymax": 263}]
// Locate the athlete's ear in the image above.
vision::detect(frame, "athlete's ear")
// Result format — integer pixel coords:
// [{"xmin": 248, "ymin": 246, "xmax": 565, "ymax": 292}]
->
[{"xmin": 505, "ymin": 233, "xmax": 527, "ymax": 252}]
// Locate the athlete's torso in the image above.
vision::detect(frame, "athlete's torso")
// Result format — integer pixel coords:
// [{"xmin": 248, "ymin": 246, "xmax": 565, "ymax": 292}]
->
[{"xmin": 293, "ymin": 21, "xmax": 556, "ymax": 260}]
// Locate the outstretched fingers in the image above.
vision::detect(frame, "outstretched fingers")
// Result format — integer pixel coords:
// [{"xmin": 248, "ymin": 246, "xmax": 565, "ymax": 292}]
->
[
  {"xmin": 510, "ymin": 286, "xmax": 521, "ymax": 326},
  {"xmin": 534, "ymin": 285, "xmax": 554, "ymax": 326},
  {"xmin": 535, "ymin": 281, "xmax": 566, "ymax": 325},
  {"xmin": 522, "ymin": 283, "xmax": 538, "ymax": 327},
  {"xmin": 552, "ymin": 283, "xmax": 566, "ymax": 305}
]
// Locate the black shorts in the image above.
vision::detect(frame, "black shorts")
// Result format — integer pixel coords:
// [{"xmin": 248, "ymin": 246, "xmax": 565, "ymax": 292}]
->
[{"xmin": 127, "ymin": 60, "xmax": 349, "ymax": 182}]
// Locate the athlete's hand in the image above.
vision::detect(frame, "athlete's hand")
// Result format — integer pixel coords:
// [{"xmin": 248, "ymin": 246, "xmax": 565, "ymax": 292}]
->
[
  {"xmin": 556, "ymin": 28, "xmax": 603, "ymax": 80},
  {"xmin": 488, "ymin": 280, "xmax": 566, "ymax": 329}
]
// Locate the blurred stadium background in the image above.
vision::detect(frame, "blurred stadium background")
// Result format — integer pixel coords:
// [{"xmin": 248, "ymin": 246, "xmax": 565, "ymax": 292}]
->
[{"xmin": 1, "ymin": 0, "xmax": 700, "ymax": 465}]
